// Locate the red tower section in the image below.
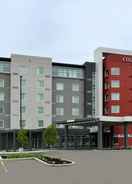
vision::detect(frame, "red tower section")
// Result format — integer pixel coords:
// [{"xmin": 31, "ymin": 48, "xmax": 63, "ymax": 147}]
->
[{"xmin": 103, "ymin": 53, "xmax": 132, "ymax": 116}]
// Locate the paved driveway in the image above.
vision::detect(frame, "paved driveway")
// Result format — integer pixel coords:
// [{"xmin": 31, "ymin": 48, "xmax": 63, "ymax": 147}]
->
[{"xmin": 0, "ymin": 150, "xmax": 132, "ymax": 184}]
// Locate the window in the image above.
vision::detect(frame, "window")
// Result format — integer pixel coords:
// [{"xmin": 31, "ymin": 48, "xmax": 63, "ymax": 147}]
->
[
  {"xmin": 111, "ymin": 80, "xmax": 120, "ymax": 88},
  {"xmin": 72, "ymin": 108, "xmax": 79, "ymax": 116},
  {"xmin": 22, "ymin": 93, "xmax": 26, "ymax": 100},
  {"xmin": 0, "ymin": 63, "xmax": 10, "ymax": 73},
  {"xmin": 22, "ymin": 120, "xmax": 26, "ymax": 128},
  {"xmin": 36, "ymin": 67, "xmax": 44, "ymax": 76},
  {"xmin": 56, "ymin": 83, "xmax": 64, "ymax": 91},
  {"xmin": 0, "ymin": 120, "xmax": 4, "ymax": 128},
  {"xmin": 111, "ymin": 105, "xmax": 120, "ymax": 113},
  {"xmin": 0, "ymin": 79, "xmax": 4, "ymax": 88},
  {"xmin": 0, "ymin": 104, "xmax": 4, "ymax": 113},
  {"xmin": 0, "ymin": 93, "xmax": 4, "ymax": 101},
  {"xmin": 21, "ymin": 106, "xmax": 26, "ymax": 113},
  {"xmin": 36, "ymin": 93, "xmax": 44, "ymax": 101},
  {"xmin": 22, "ymin": 79, "xmax": 26, "ymax": 86},
  {"xmin": 72, "ymin": 96, "xmax": 79, "ymax": 104},
  {"xmin": 38, "ymin": 120, "xmax": 44, "ymax": 127},
  {"xmin": 53, "ymin": 67, "xmax": 84, "ymax": 79},
  {"xmin": 37, "ymin": 107, "xmax": 44, "ymax": 113},
  {"xmin": 56, "ymin": 108, "xmax": 64, "ymax": 116},
  {"xmin": 37, "ymin": 80, "xmax": 44, "ymax": 88},
  {"xmin": 56, "ymin": 95, "xmax": 64, "ymax": 103},
  {"xmin": 111, "ymin": 93, "xmax": 120, "ymax": 100},
  {"xmin": 72, "ymin": 84, "xmax": 79, "ymax": 91},
  {"xmin": 111, "ymin": 68, "xmax": 120, "ymax": 75}
]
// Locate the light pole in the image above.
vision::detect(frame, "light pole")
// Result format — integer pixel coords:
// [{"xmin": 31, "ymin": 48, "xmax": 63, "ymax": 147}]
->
[{"xmin": 20, "ymin": 75, "xmax": 23, "ymax": 129}]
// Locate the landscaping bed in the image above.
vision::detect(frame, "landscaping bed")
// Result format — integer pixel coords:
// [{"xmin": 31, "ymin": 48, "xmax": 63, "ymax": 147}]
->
[{"xmin": 1, "ymin": 152, "xmax": 74, "ymax": 166}]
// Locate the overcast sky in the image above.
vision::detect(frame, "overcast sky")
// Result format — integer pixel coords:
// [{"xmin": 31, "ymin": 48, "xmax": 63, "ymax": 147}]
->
[{"xmin": 0, "ymin": 0, "xmax": 132, "ymax": 64}]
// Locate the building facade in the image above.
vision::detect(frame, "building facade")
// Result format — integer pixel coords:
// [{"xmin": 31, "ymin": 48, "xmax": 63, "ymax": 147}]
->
[
  {"xmin": 0, "ymin": 54, "xmax": 95, "ymax": 150},
  {"xmin": 95, "ymin": 47, "xmax": 132, "ymax": 149}
]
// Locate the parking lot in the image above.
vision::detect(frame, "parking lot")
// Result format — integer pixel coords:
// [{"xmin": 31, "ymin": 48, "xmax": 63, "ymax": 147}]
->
[{"xmin": 0, "ymin": 150, "xmax": 132, "ymax": 184}]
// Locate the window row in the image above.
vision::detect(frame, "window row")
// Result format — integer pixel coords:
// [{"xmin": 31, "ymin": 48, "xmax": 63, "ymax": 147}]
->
[
  {"xmin": 105, "ymin": 80, "xmax": 120, "ymax": 89},
  {"xmin": 104, "ymin": 93, "xmax": 120, "ymax": 101},
  {"xmin": 21, "ymin": 106, "xmax": 44, "ymax": 114},
  {"xmin": 105, "ymin": 67, "xmax": 120, "ymax": 77},
  {"xmin": 56, "ymin": 95, "xmax": 80, "ymax": 104},
  {"xmin": 56, "ymin": 83, "xmax": 79, "ymax": 91},
  {"xmin": 56, "ymin": 107, "xmax": 80, "ymax": 116},
  {"xmin": 105, "ymin": 105, "xmax": 120, "ymax": 113},
  {"xmin": 53, "ymin": 66, "xmax": 84, "ymax": 79},
  {"xmin": 21, "ymin": 120, "xmax": 44, "ymax": 128}
]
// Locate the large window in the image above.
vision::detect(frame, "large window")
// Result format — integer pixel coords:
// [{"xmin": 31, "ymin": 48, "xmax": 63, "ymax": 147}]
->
[
  {"xmin": 111, "ymin": 80, "xmax": 120, "ymax": 88},
  {"xmin": 0, "ymin": 93, "xmax": 4, "ymax": 101},
  {"xmin": 0, "ymin": 63, "xmax": 10, "ymax": 73},
  {"xmin": 56, "ymin": 83, "xmax": 64, "ymax": 91},
  {"xmin": 37, "ymin": 80, "xmax": 44, "ymax": 88},
  {"xmin": 56, "ymin": 95, "xmax": 64, "ymax": 103},
  {"xmin": 36, "ymin": 93, "xmax": 44, "ymax": 101},
  {"xmin": 0, "ymin": 79, "xmax": 4, "ymax": 88},
  {"xmin": 0, "ymin": 120, "xmax": 4, "ymax": 128},
  {"xmin": 22, "ymin": 120, "xmax": 26, "ymax": 128},
  {"xmin": 72, "ymin": 84, "xmax": 79, "ymax": 91},
  {"xmin": 56, "ymin": 108, "xmax": 64, "ymax": 116},
  {"xmin": 37, "ymin": 107, "xmax": 44, "ymax": 114},
  {"xmin": 53, "ymin": 66, "xmax": 84, "ymax": 79},
  {"xmin": 21, "ymin": 106, "xmax": 26, "ymax": 113},
  {"xmin": 38, "ymin": 120, "xmax": 44, "ymax": 127},
  {"xmin": 0, "ymin": 104, "xmax": 4, "ymax": 113},
  {"xmin": 72, "ymin": 108, "xmax": 79, "ymax": 116},
  {"xmin": 36, "ymin": 67, "xmax": 44, "ymax": 76},
  {"xmin": 111, "ymin": 105, "xmax": 120, "ymax": 113},
  {"xmin": 72, "ymin": 96, "xmax": 79, "ymax": 104},
  {"xmin": 111, "ymin": 93, "xmax": 120, "ymax": 100},
  {"xmin": 111, "ymin": 68, "xmax": 120, "ymax": 75}
]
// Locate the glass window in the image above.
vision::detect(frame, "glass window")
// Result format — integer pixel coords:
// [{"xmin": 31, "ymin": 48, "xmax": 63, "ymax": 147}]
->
[
  {"xmin": 0, "ymin": 79, "xmax": 4, "ymax": 88},
  {"xmin": 56, "ymin": 108, "xmax": 64, "ymax": 116},
  {"xmin": 0, "ymin": 120, "xmax": 4, "ymax": 128},
  {"xmin": 111, "ymin": 105, "xmax": 120, "ymax": 113},
  {"xmin": 36, "ymin": 93, "xmax": 44, "ymax": 101},
  {"xmin": 37, "ymin": 80, "xmax": 44, "ymax": 88},
  {"xmin": 111, "ymin": 80, "xmax": 120, "ymax": 88},
  {"xmin": 37, "ymin": 107, "xmax": 44, "ymax": 113},
  {"xmin": 52, "ymin": 66, "xmax": 84, "ymax": 79},
  {"xmin": 38, "ymin": 120, "xmax": 44, "ymax": 127},
  {"xmin": 0, "ymin": 93, "xmax": 4, "ymax": 101},
  {"xmin": 56, "ymin": 95, "xmax": 64, "ymax": 103},
  {"xmin": 72, "ymin": 84, "xmax": 79, "ymax": 91},
  {"xmin": 22, "ymin": 120, "xmax": 26, "ymax": 128},
  {"xmin": 111, "ymin": 93, "xmax": 120, "ymax": 100},
  {"xmin": 72, "ymin": 108, "xmax": 79, "ymax": 116},
  {"xmin": 36, "ymin": 67, "xmax": 44, "ymax": 76},
  {"xmin": 0, "ymin": 63, "xmax": 10, "ymax": 73},
  {"xmin": 72, "ymin": 96, "xmax": 79, "ymax": 104},
  {"xmin": 56, "ymin": 83, "xmax": 64, "ymax": 91},
  {"xmin": 0, "ymin": 104, "xmax": 4, "ymax": 113},
  {"xmin": 21, "ymin": 106, "xmax": 26, "ymax": 113},
  {"xmin": 111, "ymin": 68, "xmax": 120, "ymax": 75},
  {"xmin": 22, "ymin": 93, "xmax": 26, "ymax": 100}
]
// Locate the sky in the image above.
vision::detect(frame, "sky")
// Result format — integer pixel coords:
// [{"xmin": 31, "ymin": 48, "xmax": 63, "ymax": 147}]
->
[{"xmin": 0, "ymin": 0, "xmax": 132, "ymax": 64}]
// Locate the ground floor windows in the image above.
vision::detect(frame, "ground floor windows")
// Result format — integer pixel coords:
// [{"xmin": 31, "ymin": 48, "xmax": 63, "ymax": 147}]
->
[{"xmin": 38, "ymin": 120, "xmax": 44, "ymax": 127}]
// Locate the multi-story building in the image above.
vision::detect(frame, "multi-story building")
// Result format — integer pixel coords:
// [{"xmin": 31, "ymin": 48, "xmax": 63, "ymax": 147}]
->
[
  {"xmin": 0, "ymin": 54, "xmax": 95, "ymax": 150},
  {"xmin": 95, "ymin": 47, "xmax": 132, "ymax": 149}
]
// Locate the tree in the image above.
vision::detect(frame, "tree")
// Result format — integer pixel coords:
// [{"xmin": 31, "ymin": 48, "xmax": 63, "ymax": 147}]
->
[
  {"xmin": 17, "ymin": 129, "xmax": 29, "ymax": 148},
  {"xmin": 43, "ymin": 124, "xmax": 59, "ymax": 147}
]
